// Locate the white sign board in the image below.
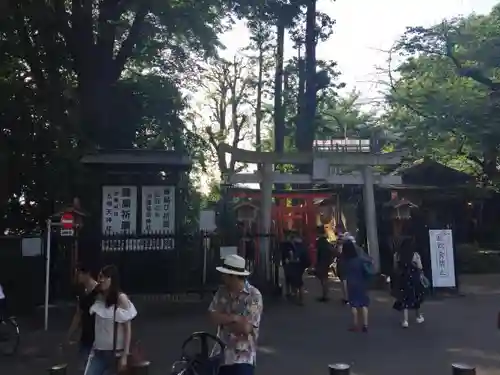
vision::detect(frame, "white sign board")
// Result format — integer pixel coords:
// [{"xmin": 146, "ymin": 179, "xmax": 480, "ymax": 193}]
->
[
  {"xmin": 102, "ymin": 186, "xmax": 137, "ymax": 234},
  {"xmin": 200, "ymin": 210, "xmax": 216, "ymax": 232},
  {"xmin": 141, "ymin": 186, "xmax": 175, "ymax": 233},
  {"xmin": 22, "ymin": 237, "xmax": 43, "ymax": 257},
  {"xmin": 429, "ymin": 229, "xmax": 456, "ymax": 288}
]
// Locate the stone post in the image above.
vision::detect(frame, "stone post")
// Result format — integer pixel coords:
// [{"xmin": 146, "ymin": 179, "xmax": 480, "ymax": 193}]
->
[{"xmin": 362, "ymin": 165, "xmax": 380, "ymax": 272}]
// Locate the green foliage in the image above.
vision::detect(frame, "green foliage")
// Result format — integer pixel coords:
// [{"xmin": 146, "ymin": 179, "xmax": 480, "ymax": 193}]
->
[
  {"xmin": 385, "ymin": 5, "xmax": 500, "ymax": 184},
  {"xmin": 0, "ymin": 0, "xmax": 250, "ymax": 232}
]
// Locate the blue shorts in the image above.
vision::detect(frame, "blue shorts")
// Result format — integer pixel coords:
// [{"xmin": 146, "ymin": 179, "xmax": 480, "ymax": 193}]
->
[{"xmin": 218, "ymin": 364, "xmax": 255, "ymax": 375}]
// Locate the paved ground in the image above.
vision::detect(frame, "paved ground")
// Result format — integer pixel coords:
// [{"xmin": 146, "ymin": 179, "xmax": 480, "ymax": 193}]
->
[{"xmin": 2, "ymin": 275, "xmax": 500, "ymax": 375}]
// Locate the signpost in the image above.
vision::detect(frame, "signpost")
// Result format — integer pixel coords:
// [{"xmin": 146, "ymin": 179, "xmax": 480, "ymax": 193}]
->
[
  {"xmin": 44, "ymin": 211, "xmax": 76, "ymax": 331},
  {"xmin": 60, "ymin": 212, "xmax": 74, "ymax": 236}
]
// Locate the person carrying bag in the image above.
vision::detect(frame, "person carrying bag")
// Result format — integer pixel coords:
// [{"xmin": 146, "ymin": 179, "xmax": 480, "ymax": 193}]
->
[{"xmin": 84, "ymin": 265, "xmax": 138, "ymax": 375}]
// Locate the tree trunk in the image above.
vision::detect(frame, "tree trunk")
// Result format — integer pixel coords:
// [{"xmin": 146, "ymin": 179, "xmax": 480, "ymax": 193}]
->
[
  {"xmin": 274, "ymin": 22, "xmax": 285, "ymax": 154},
  {"xmin": 302, "ymin": 0, "xmax": 317, "ymax": 153},
  {"xmin": 256, "ymin": 42, "xmax": 264, "ymax": 153}
]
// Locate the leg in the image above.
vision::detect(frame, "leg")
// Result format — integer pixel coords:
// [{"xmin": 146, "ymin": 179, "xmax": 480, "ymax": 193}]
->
[
  {"xmin": 349, "ymin": 307, "xmax": 359, "ymax": 331},
  {"xmin": 78, "ymin": 344, "xmax": 92, "ymax": 371},
  {"xmin": 84, "ymin": 351, "xmax": 108, "ymax": 375},
  {"xmin": 416, "ymin": 308, "xmax": 424, "ymax": 323},
  {"xmin": 218, "ymin": 364, "xmax": 254, "ymax": 375},
  {"xmin": 342, "ymin": 280, "xmax": 349, "ymax": 304},
  {"xmin": 361, "ymin": 306, "xmax": 369, "ymax": 331},
  {"xmin": 402, "ymin": 308, "xmax": 409, "ymax": 328}
]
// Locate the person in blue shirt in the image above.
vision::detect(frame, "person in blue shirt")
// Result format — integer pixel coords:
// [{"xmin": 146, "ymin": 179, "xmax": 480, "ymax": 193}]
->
[{"xmin": 343, "ymin": 239, "xmax": 370, "ymax": 332}]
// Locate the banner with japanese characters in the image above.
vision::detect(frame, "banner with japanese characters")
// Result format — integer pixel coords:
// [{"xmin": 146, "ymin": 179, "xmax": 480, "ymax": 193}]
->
[
  {"xmin": 141, "ymin": 186, "xmax": 175, "ymax": 233},
  {"xmin": 428, "ymin": 229, "xmax": 456, "ymax": 288},
  {"xmin": 102, "ymin": 186, "xmax": 138, "ymax": 234}
]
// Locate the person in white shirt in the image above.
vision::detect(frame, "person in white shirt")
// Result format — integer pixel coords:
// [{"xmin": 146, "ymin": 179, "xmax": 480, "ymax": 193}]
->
[{"xmin": 83, "ymin": 265, "xmax": 137, "ymax": 375}]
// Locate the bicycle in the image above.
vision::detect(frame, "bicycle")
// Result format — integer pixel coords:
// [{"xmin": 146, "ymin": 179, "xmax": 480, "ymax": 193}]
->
[
  {"xmin": 0, "ymin": 313, "xmax": 20, "ymax": 356},
  {"xmin": 171, "ymin": 332, "xmax": 225, "ymax": 375}
]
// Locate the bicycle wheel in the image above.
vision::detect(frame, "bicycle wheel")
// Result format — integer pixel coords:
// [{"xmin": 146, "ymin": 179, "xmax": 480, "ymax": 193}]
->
[{"xmin": 0, "ymin": 317, "xmax": 20, "ymax": 356}]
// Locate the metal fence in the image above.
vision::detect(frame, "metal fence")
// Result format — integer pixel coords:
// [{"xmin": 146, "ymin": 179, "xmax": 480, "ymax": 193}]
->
[
  {"xmin": 0, "ymin": 235, "xmax": 45, "ymax": 314},
  {"xmin": 94, "ymin": 231, "xmax": 281, "ymax": 295},
  {"xmin": 0, "ymin": 231, "xmax": 282, "ymax": 313}
]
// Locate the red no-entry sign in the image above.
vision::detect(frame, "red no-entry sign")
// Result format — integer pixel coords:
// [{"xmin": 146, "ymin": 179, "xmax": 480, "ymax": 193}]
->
[{"xmin": 61, "ymin": 212, "xmax": 74, "ymax": 229}]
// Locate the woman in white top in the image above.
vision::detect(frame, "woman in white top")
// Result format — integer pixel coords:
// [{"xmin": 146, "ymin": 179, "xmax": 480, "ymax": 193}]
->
[{"xmin": 84, "ymin": 265, "xmax": 137, "ymax": 375}]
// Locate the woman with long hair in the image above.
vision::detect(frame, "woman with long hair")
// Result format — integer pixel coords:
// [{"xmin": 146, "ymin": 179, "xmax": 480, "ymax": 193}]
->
[
  {"xmin": 392, "ymin": 237, "xmax": 425, "ymax": 328},
  {"xmin": 343, "ymin": 240, "xmax": 370, "ymax": 332},
  {"xmin": 84, "ymin": 265, "xmax": 137, "ymax": 375}
]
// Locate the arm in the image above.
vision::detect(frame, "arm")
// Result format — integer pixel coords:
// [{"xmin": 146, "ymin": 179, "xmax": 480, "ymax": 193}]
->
[
  {"xmin": 117, "ymin": 294, "xmax": 133, "ymax": 359},
  {"xmin": 231, "ymin": 293, "xmax": 263, "ymax": 336},
  {"xmin": 122, "ymin": 320, "xmax": 132, "ymax": 356},
  {"xmin": 208, "ymin": 290, "xmax": 237, "ymax": 326},
  {"xmin": 412, "ymin": 253, "xmax": 423, "ymax": 270},
  {"xmin": 66, "ymin": 304, "xmax": 81, "ymax": 342}
]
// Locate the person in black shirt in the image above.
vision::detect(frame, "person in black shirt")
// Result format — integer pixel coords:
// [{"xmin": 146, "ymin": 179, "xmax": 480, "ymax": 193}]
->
[
  {"xmin": 66, "ymin": 265, "xmax": 98, "ymax": 370},
  {"xmin": 315, "ymin": 227, "xmax": 335, "ymax": 302},
  {"xmin": 280, "ymin": 232, "xmax": 295, "ymax": 298}
]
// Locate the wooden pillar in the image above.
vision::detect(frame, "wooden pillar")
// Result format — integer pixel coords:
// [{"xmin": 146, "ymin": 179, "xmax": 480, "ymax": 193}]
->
[{"xmin": 260, "ymin": 163, "xmax": 273, "ymax": 281}]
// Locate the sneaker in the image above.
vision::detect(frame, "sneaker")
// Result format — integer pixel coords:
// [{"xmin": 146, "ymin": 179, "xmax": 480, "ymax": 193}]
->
[
  {"xmin": 416, "ymin": 315, "xmax": 425, "ymax": 324},
  {"xmin": 362, "ymin": 325, "xmax": 368, "ymax": 333},
  {"xmin": 401, "ymin": 320, "xmax": 409, "ymax": 328}
]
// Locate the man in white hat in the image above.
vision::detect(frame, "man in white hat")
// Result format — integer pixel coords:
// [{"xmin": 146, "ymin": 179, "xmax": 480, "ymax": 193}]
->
[{"xmin": 208, "ymin": 254, "xmax": 263, "ymax": 375}]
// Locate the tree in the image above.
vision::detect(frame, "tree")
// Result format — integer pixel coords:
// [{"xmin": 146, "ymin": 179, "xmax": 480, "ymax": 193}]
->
[
  {"xmin": 201, "ymin": 55, "xmax": 254, "ymax": 180},
  {"xmin": 0, "ymin": 0, "xmax": 241, "ymax": 232},
  {"xmin": 384, "ymin": 4, "xmax": 500, "ymax": 183}
]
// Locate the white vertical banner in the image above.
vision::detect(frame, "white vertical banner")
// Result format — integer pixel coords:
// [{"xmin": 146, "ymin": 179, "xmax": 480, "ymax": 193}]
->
[
  {"xmin": 102, "ymin": 186, "xmax": 137, "ymax": 234},
  {"xmin": 429, "ymin": 229, "xmax": 456, "ymax": 288},
  {"xmin": 141, "ymin": 186, "xmax": 175, "ymax": 233}
]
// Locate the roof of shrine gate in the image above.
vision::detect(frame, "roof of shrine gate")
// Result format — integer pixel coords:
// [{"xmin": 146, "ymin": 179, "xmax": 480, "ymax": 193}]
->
[
  {"xmin": 81, "ymin": 149, "xmax": 192, "ymax": 167},
  {"xmin": 219, "ymin": 143, "xmax": 405, "ymax": 166}
]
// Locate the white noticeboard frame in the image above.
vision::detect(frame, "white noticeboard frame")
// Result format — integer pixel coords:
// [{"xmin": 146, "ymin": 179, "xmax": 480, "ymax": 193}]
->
[
  {"xmin": 428, "ymin": 229, "xmax": 456, "ymax": 288},
  {"xmin": 102, "ymin": 185, "xmax": 137, "ymax": 234}
]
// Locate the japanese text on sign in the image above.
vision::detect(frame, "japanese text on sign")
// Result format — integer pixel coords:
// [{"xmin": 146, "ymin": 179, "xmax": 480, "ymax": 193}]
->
[
  {"xmin": 428, "ymin": 229, "xmax": 456, "ymax": 288},
  {"xmin": 141, "ymin": 186, "xmax": 175, "ymax": 233},
  {"xmin": 102, "ymin": 186, "xmax": 137, "ymax": 234}
]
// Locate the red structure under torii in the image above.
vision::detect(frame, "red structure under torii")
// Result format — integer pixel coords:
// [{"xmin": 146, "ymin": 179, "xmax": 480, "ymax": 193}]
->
[{"xmin": 230, "ymin": 189, "xmax": 334, "ymax": 250}]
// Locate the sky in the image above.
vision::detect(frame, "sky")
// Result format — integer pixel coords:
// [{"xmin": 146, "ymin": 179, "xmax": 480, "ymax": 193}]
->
[
  {"xmin": 198, "ymin": 0, "xmax": 498, "ymax": 192},
  {"xmin": 218, "ymin": 0, "xmax": 498, "ymax": 103}
]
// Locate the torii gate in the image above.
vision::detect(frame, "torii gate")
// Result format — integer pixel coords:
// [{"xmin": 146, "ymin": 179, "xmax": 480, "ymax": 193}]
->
[{"xmin": 220, "ymin": 143, "xmax": 404, "ymax": 279}]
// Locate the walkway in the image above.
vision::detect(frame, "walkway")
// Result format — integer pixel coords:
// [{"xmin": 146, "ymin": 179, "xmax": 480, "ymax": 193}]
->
[{"xmin": 2, "ymin": 275, "xmax": 500, "ymax": 375}]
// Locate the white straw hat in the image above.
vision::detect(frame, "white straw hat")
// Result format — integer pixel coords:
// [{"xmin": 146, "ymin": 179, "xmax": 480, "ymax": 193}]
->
[{"xmin": 216, "ymin": 254, "xmax": 250, "ymax": 276}]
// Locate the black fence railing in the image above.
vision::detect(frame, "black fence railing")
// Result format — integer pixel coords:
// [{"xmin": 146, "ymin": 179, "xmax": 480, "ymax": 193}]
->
[{"xmin": 0, "ymin": 231, "xmax": 282, "ymax": 313}]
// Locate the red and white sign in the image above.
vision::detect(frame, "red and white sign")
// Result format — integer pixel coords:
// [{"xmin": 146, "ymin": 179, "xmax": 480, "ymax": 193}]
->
[{"xmin": 61, "ymin": 212, "xmax": 74, "ymax": 229}]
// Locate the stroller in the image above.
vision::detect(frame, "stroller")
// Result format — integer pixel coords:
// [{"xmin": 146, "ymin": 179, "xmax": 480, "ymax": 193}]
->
[{"xmin": 171, "ymin": 332, "xmax": 226, "ymax": 375}]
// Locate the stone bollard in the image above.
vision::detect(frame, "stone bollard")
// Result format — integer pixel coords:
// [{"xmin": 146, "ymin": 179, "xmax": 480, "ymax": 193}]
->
[
  {"xmin": 47, "ymin": 364, "xmax": 67, "ymax": 375},
  {"xmin": 452, "ymin": 363, "xmax": 476, "ymax": 375},
  {"xmin": 328, "ymin": 363, "xmax": 350, "ymax": 375},
  {"xmin": 130, "ymin": 360, "xmax": 151, "ymax": 375}
]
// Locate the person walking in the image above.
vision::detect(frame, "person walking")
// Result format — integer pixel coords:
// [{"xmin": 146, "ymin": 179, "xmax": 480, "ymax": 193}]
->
[
  {"xmin": 209, "ymin": 254, "xmax": 263, "ymax": 375},
  {"xmin": 335, "ymin": 233, "xmax": 349, "ymax": 305},
  {"xmin": 84, "ymin": 265, "xmax": 137, "ymax": 375},
  {"xmin": 66, "ymin": 265, "xmax": 99, "ymax": 370},
  {"xmin": 343, "ymin": 240, "xmax": 371, "ymax": 332},
  {"xmin": 315, "ymin": 227, "xmax": 335, "ymax": 302},
  {"xmin": 279, "ymin": 232, "xmax": 295, "ymax": 299},
  {"xmin": 392, "ymin": 237, "xmax": 426, "ymax": 328},
  {"xmin": 290, "ymin": 233, "xmax": 309, "ymax": 306}
]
